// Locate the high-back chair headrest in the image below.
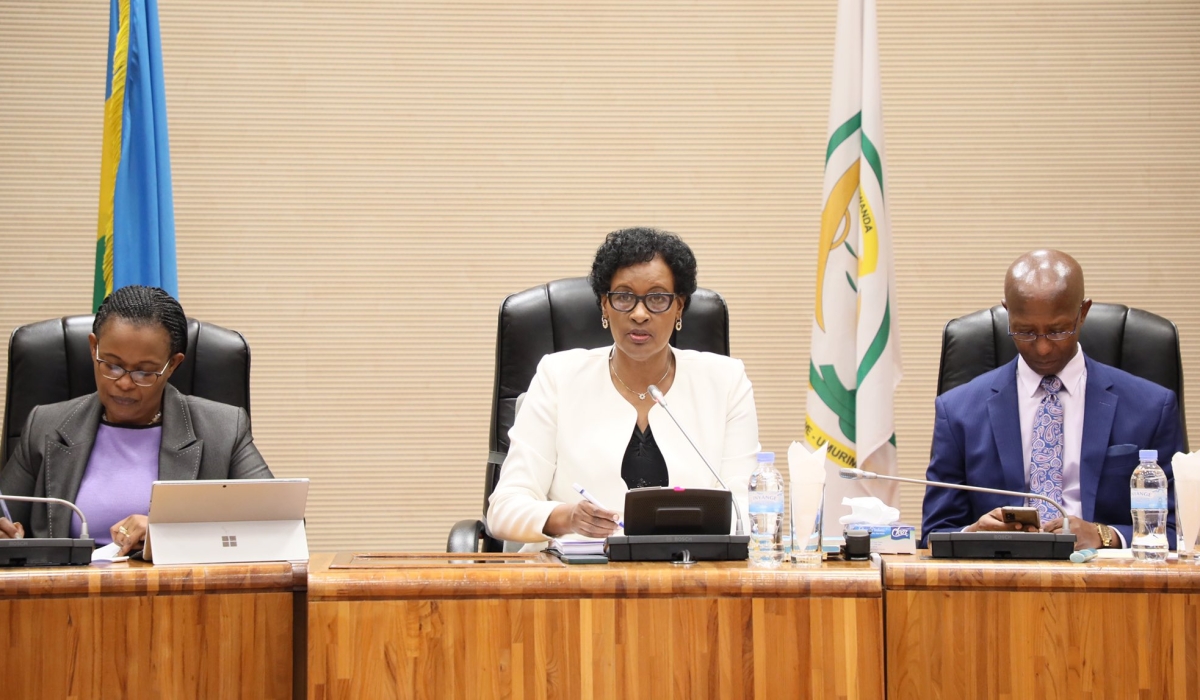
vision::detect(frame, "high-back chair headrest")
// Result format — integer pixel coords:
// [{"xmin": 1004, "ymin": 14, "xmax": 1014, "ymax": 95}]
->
[
  {"xmin": 489, "ymin": 277, "xmax": 729, "ymax": 455},
  {"xmin": 3, "ymin": 315, "xmax": 251, "ymax": 461},
  {"xmin": 937, "ymin": 302, "xmax": 1186, "ymax": 449}
]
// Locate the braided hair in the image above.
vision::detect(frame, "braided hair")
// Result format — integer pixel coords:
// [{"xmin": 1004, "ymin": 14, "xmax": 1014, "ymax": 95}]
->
[{"xmin": 93, "ymin": 286, "xmax": 188, "ymax": 356}]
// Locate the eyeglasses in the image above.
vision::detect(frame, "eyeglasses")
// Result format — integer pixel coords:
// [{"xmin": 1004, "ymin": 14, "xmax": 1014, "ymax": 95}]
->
[
  {"xmin": 94, "ymin": 348, "xmax": 172, "ymax": 387},
  {"xmin": 606, "ymin": 291, "xmax": 678, "ymax": 314},
  {"xmin": 1008, "ymin": 306, "xmax": 1083, "ymax": 343}
]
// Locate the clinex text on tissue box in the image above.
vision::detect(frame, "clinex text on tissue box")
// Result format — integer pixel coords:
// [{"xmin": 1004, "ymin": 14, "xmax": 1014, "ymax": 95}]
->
[{"xmin": 842, "ymin": 523, "xmax": 916, "ymax": 554}]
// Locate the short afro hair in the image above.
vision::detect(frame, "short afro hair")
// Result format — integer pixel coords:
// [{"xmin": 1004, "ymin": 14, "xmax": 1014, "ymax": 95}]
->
[
  {"xmin": 93, "ymin": 285, "xmax": 188, "ymax": 357},
  {"xmin": 588, "ymin": 227, "xmax": 698, "ymax": 310}
]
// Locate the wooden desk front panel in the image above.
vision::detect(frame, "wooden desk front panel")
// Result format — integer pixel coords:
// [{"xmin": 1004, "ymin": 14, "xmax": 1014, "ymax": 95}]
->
[
  {"xmin": 0, "ymin": 561, "xmax": 300, "ymax": 700},
  {"xmin": 310, "ymin": 595, "xmax": 880, "ymax": 700},
  {"xmin": 884, "ymin": 557, "xmax": 1200, "ymax": 700},
  {"xmin": 308, "ymin": 555, "xmax": 884, "ymax": 700}
]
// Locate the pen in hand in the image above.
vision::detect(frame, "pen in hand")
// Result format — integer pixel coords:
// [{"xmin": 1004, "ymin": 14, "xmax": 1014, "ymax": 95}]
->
[
  {"xmin": 0, "ymin": 487, "xmax": 12, "ymax": 523},
  {"xmin": 572, "ymin": 483, "xmax": 624, "ymax": 529}
]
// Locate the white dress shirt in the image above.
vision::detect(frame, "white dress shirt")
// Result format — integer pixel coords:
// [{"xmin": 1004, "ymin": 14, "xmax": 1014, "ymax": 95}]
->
[
  {"xmin": 486, "ymin": 345, "xmax": 761, "ymax": 551},
  {"xmin": 1016, "ymin": 348, "xmax": 1087, "ymax": 518}
]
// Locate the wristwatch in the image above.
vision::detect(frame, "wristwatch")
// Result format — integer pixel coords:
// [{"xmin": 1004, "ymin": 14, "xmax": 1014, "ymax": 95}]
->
[{"xmin": 1095, "ymin": 523, "xmax": 1115, "ymax": 548}]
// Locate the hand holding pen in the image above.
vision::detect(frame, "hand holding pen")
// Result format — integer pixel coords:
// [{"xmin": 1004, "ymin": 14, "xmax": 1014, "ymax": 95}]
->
[
  {"xmin": 0, "ymin": 488, "xmax": 25, "ymax": 540},
  {"xmin": 543, "ymin": 483, "xmax": 625, "ymax": 538},
  {"xmin": 570, "ymin": 483, "xmax": 623, "ymax": 536}
]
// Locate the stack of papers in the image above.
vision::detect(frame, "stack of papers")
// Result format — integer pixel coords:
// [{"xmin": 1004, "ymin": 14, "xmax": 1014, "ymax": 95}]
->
[{"xmin": 547, "ymin": 538, "xmax": 606, "ymax": 556}]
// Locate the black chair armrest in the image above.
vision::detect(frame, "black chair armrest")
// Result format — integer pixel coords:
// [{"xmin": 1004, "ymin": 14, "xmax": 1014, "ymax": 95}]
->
[{"xmin": 447, "ymin": 518, "xmax": 486, "ymax": 553}]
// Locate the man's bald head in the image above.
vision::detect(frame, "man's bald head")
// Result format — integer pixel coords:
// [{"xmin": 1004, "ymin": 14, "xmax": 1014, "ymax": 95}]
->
[
  {"xmin": 1003, "ymin": 250, "xmax": 1091, "ymax": 377},
  {"xmin": 1004, "ymin": 250, "xmax": 1085, "ymax": 311}
]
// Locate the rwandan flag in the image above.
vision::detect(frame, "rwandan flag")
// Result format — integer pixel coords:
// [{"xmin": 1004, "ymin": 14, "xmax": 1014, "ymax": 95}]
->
[{"xmin": 93, "ymin": 0, "xmax": 177, "ymax": 311}]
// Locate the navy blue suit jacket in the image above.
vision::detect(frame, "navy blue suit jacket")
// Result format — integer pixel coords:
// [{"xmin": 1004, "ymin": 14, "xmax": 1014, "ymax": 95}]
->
[{"xmin": 921, "ymin": 356, "xmax": 1183, "ymax": 546}]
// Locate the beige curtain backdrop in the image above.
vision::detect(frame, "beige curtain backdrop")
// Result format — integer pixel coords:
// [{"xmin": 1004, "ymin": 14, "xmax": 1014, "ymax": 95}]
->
[{"xmin": 1, "ymin": 1, "xmax": 1198, "ymax": 551}]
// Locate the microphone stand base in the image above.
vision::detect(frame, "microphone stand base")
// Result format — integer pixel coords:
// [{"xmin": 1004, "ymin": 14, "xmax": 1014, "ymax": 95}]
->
[
  {"xmin": 928, "ymin": 532, "xmax": 1076, "ymax": 560},
  {"xmin": 606, "ymin": 534, "xmax": 749, "ymax": 562},
  {"xmin": 0, "ymin": 538, "xmax": 95, "ymax": 566}
]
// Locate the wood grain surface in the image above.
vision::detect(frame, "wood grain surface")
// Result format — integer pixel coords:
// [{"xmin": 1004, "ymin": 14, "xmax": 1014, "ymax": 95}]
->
[
  {"xmin": 0, "ymin": 558, "xmax": 305, "ymax": 597},
  {"xmin": 884, "ymin": 555, "xmax": 1200, "ymax": 700},
  {"xmin": 308, "ymin": 554, "xmax": 884, "ymax": 700},
  {"xmin": 884, "ymin": 554, "xmax": 1200, "ymax": 592},
  {"xmin": 0, "ymin": 560, "xmax": 302, "ymax": 700},
  {"xmin": 307, "ymin": 552, "xmax": 882, "ymax": 600}
]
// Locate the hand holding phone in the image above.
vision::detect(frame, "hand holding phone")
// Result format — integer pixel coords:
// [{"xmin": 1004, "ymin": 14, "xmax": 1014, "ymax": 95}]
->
[{"xmin": 1000, "ymin": 506, "xmax": 1041, "ymax": 531}]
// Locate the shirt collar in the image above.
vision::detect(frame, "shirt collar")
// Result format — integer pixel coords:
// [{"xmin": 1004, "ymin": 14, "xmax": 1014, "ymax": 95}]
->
[{"xmin": 1016, "ymin": 347, "xmax": 1086, "ymax": 398}]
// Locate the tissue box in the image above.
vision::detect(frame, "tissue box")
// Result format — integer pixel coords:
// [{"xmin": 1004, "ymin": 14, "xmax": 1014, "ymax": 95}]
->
[{"xmin": 843, "ymin": 523, "xmax": 916, "ymax": 554}]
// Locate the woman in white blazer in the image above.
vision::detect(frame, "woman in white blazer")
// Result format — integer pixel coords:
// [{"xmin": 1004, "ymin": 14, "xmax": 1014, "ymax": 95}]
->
[{"xmin": 487, "ymin": 228, "xmax": 760, "ymax": 548}]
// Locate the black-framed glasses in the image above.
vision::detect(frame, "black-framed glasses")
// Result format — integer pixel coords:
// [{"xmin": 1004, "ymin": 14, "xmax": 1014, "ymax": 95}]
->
[
  {"xmin": 1008, "ymin": 306, "xmax": 1083, "ymax": 343},
  {"xmin": 94, "ymin": 348, "xmax": 171, "ymax": 387},
  {"xmin": 606, "ymin": 291, "xmax": 677, "ymax": 314}
]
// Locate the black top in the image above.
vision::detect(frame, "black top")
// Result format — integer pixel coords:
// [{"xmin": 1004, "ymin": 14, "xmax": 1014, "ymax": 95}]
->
[{"xmin": 621, "ymin": 424, "xmax": 670, "ymax": 489}]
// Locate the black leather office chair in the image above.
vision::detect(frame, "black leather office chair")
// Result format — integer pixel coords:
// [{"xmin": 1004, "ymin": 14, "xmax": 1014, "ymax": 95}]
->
[
  {"xmin": 3, "ymin": 315, "xmax": 252, "ymax": 462},
  {"xmin": 937, "ymin": 302, "xmax": 1187, "ymax": 449},
  {"xmin": 447, "ymin": 277, "xmax": 731, "ymax": 553}
]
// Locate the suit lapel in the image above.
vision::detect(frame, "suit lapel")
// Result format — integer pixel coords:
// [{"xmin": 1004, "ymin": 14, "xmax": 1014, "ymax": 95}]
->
[
  {"xmin": 1080, "ymin": 358, "xmax": 1117, "ymax": 522},
  {"xmin": 44, "ymin": 396, "xmax": 103, "ymax": 538},
  {"xmin": 986, "ymin": 360, "xmax": 1027, "ymax": 493},
  {"xmin": 158, "ymin": 385, "xmax": 203, "ymax": 481}
]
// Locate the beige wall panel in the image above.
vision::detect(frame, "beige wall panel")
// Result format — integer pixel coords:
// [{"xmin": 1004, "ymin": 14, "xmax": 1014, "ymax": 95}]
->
[{"xmin": 1, "ymin": 1, "xmax": 1198, "ymax": 550}]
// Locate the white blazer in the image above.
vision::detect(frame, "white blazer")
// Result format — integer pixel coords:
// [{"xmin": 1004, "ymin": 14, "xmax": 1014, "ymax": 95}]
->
[{"xmin": 486, "ymin": 345, "xmax": 761, "ymax": 549}]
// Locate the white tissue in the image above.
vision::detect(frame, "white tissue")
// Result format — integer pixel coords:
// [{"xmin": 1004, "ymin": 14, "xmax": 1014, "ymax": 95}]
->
[
  {"xmin": 837, "ymin": 496, "xmax": 900, "ymax": 526},
  {"xmin": 787, "ymin": 442, "xmax": 828, "ymax": 551},
  {"xmin": 1172, "ymin": 451, "xmax": 1200, "ymax": 552}
]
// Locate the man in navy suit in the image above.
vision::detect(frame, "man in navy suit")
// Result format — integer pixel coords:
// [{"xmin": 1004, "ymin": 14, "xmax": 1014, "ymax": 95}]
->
[{"xmin": 922, "ymin": 250, "xmax": 1183, "ymax": 550}]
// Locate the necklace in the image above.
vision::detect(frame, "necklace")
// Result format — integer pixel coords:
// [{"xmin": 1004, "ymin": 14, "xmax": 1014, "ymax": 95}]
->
[
  {"xmin": 103, "ymin": 410, "xmax": 162, "ymax": 426},
  {"xmin": 609, "ymin": 350, "xmax": 673, "ymax": 401}
]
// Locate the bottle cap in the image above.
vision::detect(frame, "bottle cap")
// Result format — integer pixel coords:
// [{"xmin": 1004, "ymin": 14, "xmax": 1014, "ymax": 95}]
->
[
  {"xmin": 756, "ymin": 452, "xmax": 775, "ymax": 463},
  {"xmin": 1139, "ymin": 449, "xmax": 1158, "ymax": 461}
]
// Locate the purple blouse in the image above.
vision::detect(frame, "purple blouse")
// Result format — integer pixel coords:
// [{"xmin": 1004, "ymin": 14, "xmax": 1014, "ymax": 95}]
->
[{"xmin": 69, "ymin": 422, "xmax": 161, "ymax": 544}]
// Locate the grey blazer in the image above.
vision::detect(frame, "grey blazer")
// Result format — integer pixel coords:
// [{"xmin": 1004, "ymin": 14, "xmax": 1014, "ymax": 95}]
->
[{"xmin": 0, "ymin": 384, "xmax": 272, "ymax": 538}]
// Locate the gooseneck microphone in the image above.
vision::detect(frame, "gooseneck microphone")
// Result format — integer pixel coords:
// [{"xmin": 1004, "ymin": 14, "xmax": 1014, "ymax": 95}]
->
[
  {"xmin": 0, "ymin": 494, "xmax": 93, "ymax": 539},
  {"xmin": 839, "ymin": 467, "xmax": 1071, "ymax": 535},
  {"xmin": 647, "ymin": 384, "xmax": 745, "ymax": 536}
]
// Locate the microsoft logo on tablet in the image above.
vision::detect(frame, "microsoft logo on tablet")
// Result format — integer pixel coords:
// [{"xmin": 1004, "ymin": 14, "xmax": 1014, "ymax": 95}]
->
[{"xmin": 222, "ymin": 535, "xmax": 238, "ymax": 547}]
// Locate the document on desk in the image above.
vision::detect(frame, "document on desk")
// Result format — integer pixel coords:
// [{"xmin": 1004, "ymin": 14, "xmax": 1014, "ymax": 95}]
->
[
  {"xmin": 1092, "ymin": 549, "xmax": 1183, "ymax": 561},
  {"xmin": 547, "ymin": 538, "xmax": 606, "ymax": 556},
  {"xmin": 91, "ymin": 542, "xmax": 129, "ymax": 563}
]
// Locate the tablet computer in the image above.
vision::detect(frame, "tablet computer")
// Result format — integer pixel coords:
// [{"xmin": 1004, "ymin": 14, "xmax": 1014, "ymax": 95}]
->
[{"xmin": 145, "ymin": 478, "xmax": 309, "ymax": 565}]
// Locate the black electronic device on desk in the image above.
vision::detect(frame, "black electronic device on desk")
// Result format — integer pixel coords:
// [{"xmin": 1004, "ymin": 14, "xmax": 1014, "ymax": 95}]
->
[
  {"xmin": 928, "ymin": 531, "xmax": 1076, "ymax": 560},
  {"xmin": 0, "ymin": 493, "xmax": 95, "ymax": 566},
  {"xmin": 605, "ymin": 487, "xmax": 749, "ymax": 562},
  {"xmin": 0, "ymin": 538, "xmax": 94, "ymax": 566},
  {"xmin": 838, "ymin": 466, "xmax": 1079, "ymax": 560}
]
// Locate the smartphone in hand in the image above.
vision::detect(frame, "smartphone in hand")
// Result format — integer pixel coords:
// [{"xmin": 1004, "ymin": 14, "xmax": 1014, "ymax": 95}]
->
[{"xmin": 1000, "ymin": 506, "xmax": 1041, "ymax": 530}]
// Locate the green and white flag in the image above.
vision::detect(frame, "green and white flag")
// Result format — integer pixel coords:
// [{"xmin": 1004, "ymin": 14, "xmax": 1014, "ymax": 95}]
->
[{"xmin": 805, "ymin": 0, "xmax": 902, "ymax": 530}]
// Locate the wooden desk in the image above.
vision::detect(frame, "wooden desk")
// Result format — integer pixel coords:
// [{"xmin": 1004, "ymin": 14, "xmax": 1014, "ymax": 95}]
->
[
  {"xmin": 883, "ymin": 554, "xmax": 1200, "ymax": 700},
  {"xmin": 307, "ymin": 553, "xmax": 884, "ymax": 700},
  {"xmin": 0, "ymin": 559, "xmax": 305, "ymax": 700}
]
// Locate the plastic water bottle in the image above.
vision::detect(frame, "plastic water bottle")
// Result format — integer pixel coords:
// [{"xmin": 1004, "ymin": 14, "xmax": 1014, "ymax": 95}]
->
[
  {"xmin": 748, "ymin": 451, "xmax": 784, "ymax": 568},
  {"xmin": 1130, "ymin": 449, "xmax": 1169, "ymax": 561}
]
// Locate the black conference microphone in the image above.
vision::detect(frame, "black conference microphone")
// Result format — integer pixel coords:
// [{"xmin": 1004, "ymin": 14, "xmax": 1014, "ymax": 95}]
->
[
  {"xmin": 647, "ymin": 384, "xmax": 746, "ymax": 536},
  {"xmin": 0, "ymin": 493, "xmax": 96, "ymax": 566},
  {"xmin": 838, "ymin": 467, "xmax": 1072, "ymax": 535}
]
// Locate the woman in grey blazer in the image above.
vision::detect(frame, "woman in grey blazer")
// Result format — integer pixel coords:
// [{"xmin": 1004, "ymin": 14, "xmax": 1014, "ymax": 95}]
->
[{"xmin": 0, "ymin": 286, "xmax": 271, "ymax": 555}]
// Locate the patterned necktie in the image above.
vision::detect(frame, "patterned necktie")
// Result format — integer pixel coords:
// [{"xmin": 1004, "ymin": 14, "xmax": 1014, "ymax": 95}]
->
[{"xmin": 1027, "ymin": 375, "xmax": 1065, "ymax": 523}]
